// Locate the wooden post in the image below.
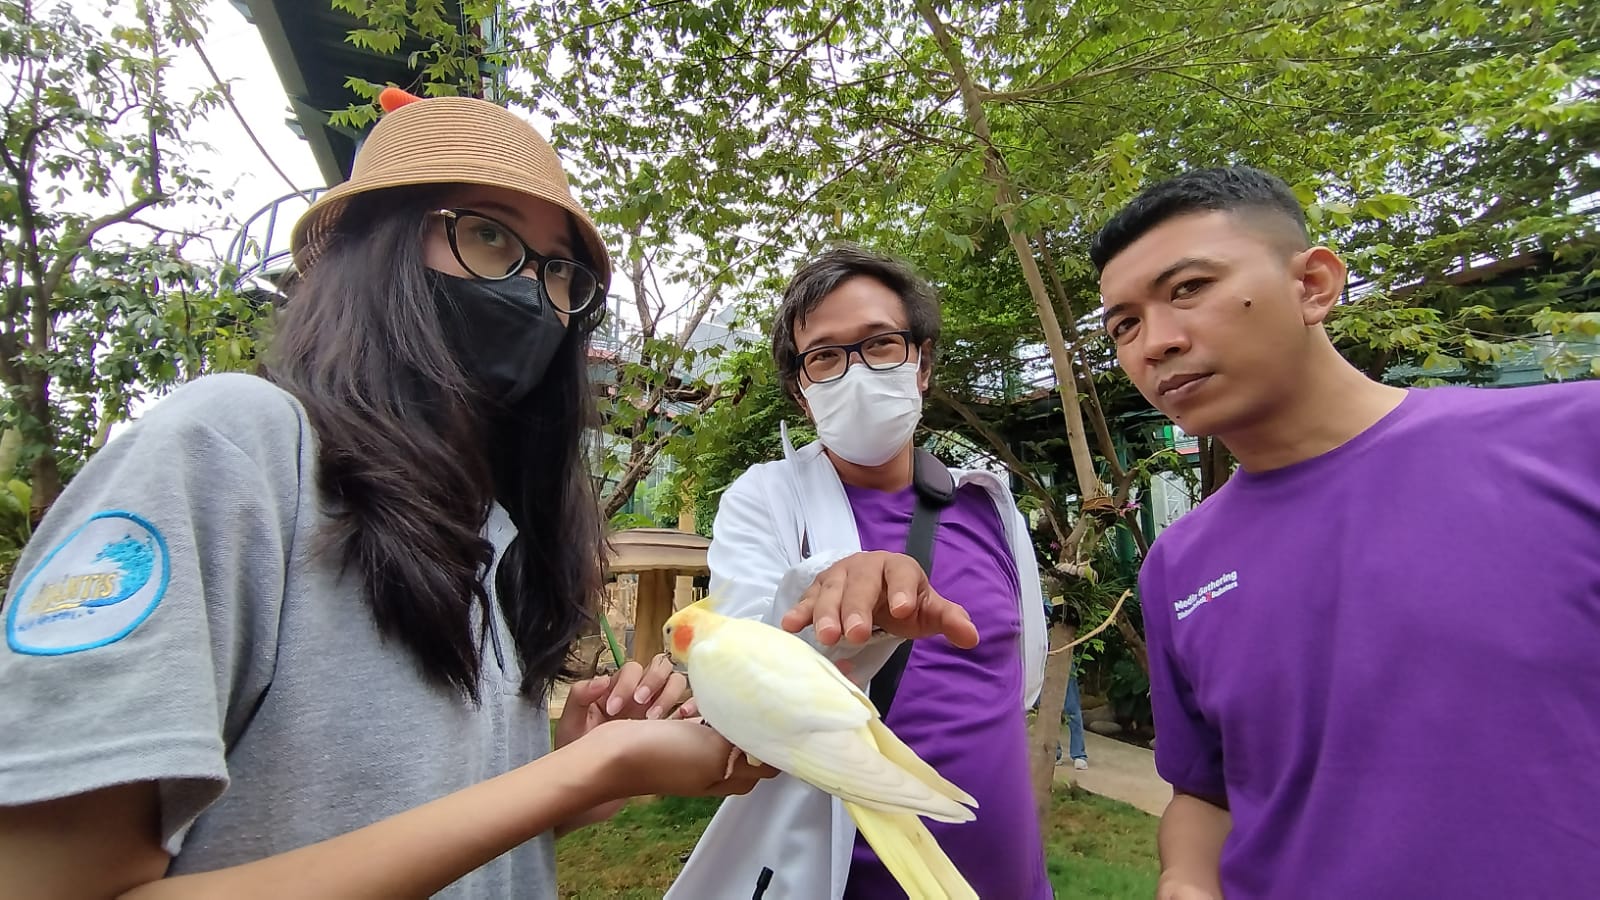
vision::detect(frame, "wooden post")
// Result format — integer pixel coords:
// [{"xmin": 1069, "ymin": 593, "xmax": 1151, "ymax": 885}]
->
[
  {"xmin": 608, "ymin": 527, "xmax": 710, "ymax": 665},
  {"xmin": 633, "ymin": 568, "xmax": 675, "ymax": 664},
  {"xmin": 675, "ymin": 500, "xmax": 697, "ymax": 609}
]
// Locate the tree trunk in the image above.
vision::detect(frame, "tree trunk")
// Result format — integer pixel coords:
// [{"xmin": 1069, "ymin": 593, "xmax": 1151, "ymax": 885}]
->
[
  {"xmin": 21, "ymin": 372, "xmax": 61, "ymax": 520},
  {"xmin": 916, "ymin": 1, "xmax": 1115, "ymax": 811},
  {"xmin": 1198, "ymin": 436, "xmax": 1233, "ymax": 499},
  {"xmin": 932, "ymin": 386, "xmax": 1069, "ymax": 550},
  {"xmin": 1114, "ymin": 608, "xmax": 1150, "ymax": 676},
  {"xmin": 29, "ymin": 451, "xmax": 61, "ymax": 524},
  {"xmin": 1028, "ymin": 622, "xmax": 1076, "ymax": 819},
  {"xmin": 1074, "ymin": 348, "xmax": 1122, "ymax": 478},
  {"xmin": 916, "ymin": 1, "xmax": 1103, "ymax": 505}
]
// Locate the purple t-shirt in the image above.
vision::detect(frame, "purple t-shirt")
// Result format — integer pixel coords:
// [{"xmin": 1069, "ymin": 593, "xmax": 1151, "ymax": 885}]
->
[
  {"xmin": 1141, "ymin": 382, "xmax": 1600, "ymax": 898},
  {"xmin": 840, "ymin": 481, "xmax": 1051, "ymax": 900}
]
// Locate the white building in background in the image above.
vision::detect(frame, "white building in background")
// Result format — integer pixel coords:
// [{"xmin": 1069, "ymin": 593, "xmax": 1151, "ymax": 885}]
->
[
  {"xmin": 590, "ymin": 301, "xmax": 761, "ymax": 523},
  {"xmin": 1146, "ymin": 424, "xmax": 1200, "ymax": 535}
]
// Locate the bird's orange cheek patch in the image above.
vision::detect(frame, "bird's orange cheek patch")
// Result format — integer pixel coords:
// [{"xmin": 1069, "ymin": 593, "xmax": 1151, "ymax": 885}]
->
[{"xmin": 672, "ymin": 623, "xmax": 695, "ymax": 656}]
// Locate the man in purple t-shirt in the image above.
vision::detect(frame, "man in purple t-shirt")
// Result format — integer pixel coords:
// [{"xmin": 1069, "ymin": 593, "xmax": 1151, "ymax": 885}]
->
[
  {"xmin": 668, "ymin": 246, "xmax": 1050, "ymax": 900},
  {"xmin": 1094, "ymin": 165, "xmax": 1600, "ymax": 899}
]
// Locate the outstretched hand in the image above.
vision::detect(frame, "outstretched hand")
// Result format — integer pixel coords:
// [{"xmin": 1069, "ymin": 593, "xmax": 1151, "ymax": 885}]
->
[{"xmin": 780, "ymin": 551, "xmax": 978, "ymax": 648}]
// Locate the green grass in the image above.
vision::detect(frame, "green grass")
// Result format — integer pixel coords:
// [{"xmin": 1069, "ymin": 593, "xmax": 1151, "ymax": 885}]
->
[
  {"xmin": 1043, "ymin": 786, "xmax": 1162, "ymax": 898},
  {"xmin": 556, "ymin": 795, "xmax": 722, "ymax": 899},
  {"xmin": 557, "ymin": 786, "xmax": 1159, "ymax": 899}
]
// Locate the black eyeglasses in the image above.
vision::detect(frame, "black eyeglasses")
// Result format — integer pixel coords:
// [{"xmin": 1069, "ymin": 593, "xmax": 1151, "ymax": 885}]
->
[
  {"xmin": 430, "ymin": 208, "xmax": 602, "ymax": 316},
  {"xmin": 793, "ymin": 330, "xmax": 914, "ymax": 384}
]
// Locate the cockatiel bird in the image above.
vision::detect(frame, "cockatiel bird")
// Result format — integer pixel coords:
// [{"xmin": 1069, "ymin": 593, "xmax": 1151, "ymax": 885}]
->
[{"xmin": 664, "ymin": 596, "xmax": 979, "ymax": 900}]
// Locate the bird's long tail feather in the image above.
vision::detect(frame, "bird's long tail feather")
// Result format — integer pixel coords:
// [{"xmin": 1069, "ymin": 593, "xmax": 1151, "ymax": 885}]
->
[{"xmin": 845, "ymin": 801, "xmax": 978, "ymax": 900}]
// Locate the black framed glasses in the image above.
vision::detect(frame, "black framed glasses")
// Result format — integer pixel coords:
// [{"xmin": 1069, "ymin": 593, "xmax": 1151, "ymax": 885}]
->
[
  {"xmin": 794, "ymin": 330, "xmax": 914, "ymax": 384},
  {"xmin": 431, "ymin": 208, "xmax": 602, "ymax": 316}
]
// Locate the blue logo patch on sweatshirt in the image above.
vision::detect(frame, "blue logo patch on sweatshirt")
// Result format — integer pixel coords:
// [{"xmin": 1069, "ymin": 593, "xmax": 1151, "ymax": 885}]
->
[{"xmin": 6, "ymin": 511, "xmax": 170, "ymax": 655}]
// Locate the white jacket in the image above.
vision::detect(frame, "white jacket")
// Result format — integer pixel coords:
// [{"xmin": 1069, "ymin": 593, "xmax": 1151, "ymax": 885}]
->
[{"xmin": 665, "ymin": 423, "xmax": 1047, "ymax": 900}]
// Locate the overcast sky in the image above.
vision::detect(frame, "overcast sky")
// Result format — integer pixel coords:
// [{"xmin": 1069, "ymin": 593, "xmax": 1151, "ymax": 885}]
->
[{"xmin": 156, "ymin": 0, "xmax": 324, "ymax": 266}]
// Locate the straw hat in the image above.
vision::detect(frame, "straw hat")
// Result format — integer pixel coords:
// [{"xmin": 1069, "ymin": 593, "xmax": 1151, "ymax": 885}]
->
[{"xmin": 290, "ymin": 88, "xmax": 611, "ymax": 291}]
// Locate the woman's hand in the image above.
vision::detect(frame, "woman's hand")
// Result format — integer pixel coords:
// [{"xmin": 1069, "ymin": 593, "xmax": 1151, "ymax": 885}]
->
[
  {"xmin": 590, "ymin": 718, "xmax": 778, "ymax": 800},
  {"xmin": 553, "ymin": 654, "xmax": 689, "ymax": 833}
]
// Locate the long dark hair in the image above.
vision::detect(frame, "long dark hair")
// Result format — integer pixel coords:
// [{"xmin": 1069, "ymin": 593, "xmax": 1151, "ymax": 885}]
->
[{"xmin": 267, "ymin": 186, "xmax": 606, "ymax": 703}]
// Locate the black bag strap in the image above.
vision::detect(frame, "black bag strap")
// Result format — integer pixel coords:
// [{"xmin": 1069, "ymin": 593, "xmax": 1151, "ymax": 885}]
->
[{"xmin": 868, "ymin": 449, "xmax": 955, "ymax": 718}]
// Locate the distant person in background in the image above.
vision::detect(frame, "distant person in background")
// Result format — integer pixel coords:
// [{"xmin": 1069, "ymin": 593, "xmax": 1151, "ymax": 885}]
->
[
  {"xmin": 1056, "ymin": 604, "xmax": 1089, "ymax": 770},
  {"xmin": 1095, "ymin": 164, "xmax": 1600, "ymax": 900}
]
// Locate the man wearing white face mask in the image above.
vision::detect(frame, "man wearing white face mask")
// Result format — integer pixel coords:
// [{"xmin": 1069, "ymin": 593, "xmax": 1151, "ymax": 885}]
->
[{"xmin": 667, "ymin": 246, "xmax": 1050, "ymax": 900}]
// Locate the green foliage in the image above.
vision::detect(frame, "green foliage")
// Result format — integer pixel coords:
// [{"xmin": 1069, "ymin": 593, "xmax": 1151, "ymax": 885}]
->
[
  {"xmin": 327, "ymin": 0, "xmax": 501, "ymax": 128},
  {"xmin": 0, "ymin": 475, "xmax": 29, "ymax": 583},
  {"xmin": 488, "ymin": 0, "xmax": 1595, "ymax": 518},
  {"xmin": 0, "ymin": 0, "xmax": 265, "ymax": 528},
  {"xmin": 335, "ymin": 3, "xmax": 1595, "ymax": 689},
  {"xmin": 1107, "ymin": 658, "xmax": 1153, "ymax": 730},
  {"xmin": 663, "ymin": 342, "xmax": 810, "ymax": 533}
]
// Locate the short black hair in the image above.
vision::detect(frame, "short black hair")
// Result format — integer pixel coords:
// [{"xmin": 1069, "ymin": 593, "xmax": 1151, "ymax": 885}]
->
[
  {"xmin": 771, "ymin": 244, "xmax": 941, "ymax": 401},
  {"xmin": 1090, "ymin": 166, "xmax": 1309, "ymax": 273}
]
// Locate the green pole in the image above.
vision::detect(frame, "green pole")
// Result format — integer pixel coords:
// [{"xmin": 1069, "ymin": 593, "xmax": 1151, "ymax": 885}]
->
[{"xmin": 599, "ymin": 612, "xmax": 626, "ymax": 670}]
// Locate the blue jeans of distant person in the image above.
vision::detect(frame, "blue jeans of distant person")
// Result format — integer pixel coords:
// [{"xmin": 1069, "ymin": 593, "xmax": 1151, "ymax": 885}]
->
[{"xmin": 1056, "ymin": 665, "xmax": 1087, "ymax": 763}]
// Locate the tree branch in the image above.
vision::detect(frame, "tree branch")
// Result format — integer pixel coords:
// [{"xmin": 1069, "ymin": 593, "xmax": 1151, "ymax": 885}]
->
[
  {"xmin": 1075, "ymin": 347, "xmax": 1123, "ymax": 479},
  {"xmin": 1035, "ymin": 235, "xmax": 1127, "ymax": 484},
  {"xmin": 932, "ymin": 385, "xmax": 1068, "ymax": 549},
  {"xmin": 1051, "ymin": 589, "xmax": 1131, "ymax": 656},
  {"xmin": 917, "ymin": 0, "xmax": 1104, "ymax": 503},
  {"xmin": 1114, "ymin": 606, "xmax": 1150, "ymax": 675},
  {"xmin": 496, "ymin": 0, "xmax": 694, "ymax": 57},
  {"xmin": 171, "ymin": 4, "xmax": 301, "ymax": 193},
  {"xmin": 979, "ymin": 0, "xmax": 1383, "ymax": 103},
  {"xmin": 600, "ymin": 383, "xmax": 723, "ymax": 520},
  {"xmin": 38, "ymin": 195, "xmax": 166, "ymax": 306}
]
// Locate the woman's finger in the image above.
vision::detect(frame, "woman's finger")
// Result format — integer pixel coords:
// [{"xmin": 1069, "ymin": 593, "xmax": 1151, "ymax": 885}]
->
[
  {"xmin": 648, "ymin": 672, "xmax": 688, "ymax": 719},
  {"xmin": 630, "ymin": 653, "xmax": 676, "ymax": 708},
  {"xmin": 605, "ymin": 661, "xmax": 645, "ymax": 717}
]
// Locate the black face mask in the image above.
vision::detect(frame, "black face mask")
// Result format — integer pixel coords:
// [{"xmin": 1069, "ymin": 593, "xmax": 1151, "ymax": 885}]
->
[{"xmin": 431, "ymin": 272, "xmax": 568, "ymax": 407}]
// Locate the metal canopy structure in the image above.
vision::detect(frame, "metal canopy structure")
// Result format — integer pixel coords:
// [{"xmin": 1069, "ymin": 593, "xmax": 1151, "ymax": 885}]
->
[
  {"xmin": 225, "ymin": 0, "xmax": 478, "ymax": 284},
  {"xmin": 230, "ymin": 0, "xmax": 473, "ymax": 184}
]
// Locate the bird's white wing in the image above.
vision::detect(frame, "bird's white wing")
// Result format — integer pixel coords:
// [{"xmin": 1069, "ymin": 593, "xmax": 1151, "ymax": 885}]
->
[
  {"xmin": 688, "ymin": 618, "xmax": 974, "ymax": 822},
  {"xmin": 689, "ymin": 618, "xmax": 872, "ymax": 743},
  {"xmin": 784, "ymin": 726, "xmax": 976, "ymax": 822}
]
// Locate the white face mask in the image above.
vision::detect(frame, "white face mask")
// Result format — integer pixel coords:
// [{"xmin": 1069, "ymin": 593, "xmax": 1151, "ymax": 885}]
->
[{"xmin": 800, "ymin": 362, "xmax": 923, "ymax": 467}]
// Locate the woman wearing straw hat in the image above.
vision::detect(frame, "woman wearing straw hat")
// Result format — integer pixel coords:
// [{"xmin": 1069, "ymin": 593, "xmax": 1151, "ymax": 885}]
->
[{"xmin": 0, "ymin": 88, "xmax": 773, "ymax": 897}]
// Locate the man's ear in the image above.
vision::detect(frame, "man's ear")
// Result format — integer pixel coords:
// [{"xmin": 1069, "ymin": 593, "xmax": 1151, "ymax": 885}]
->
[
  {"xmin": 917, "ymin": 340, "xmax": 934, "ymax": 393},
  {"xmin": 1295, "ymin": 246, "xmax": 1347, "ymax": 327},
  {"xmin": 790, "ymin": 378, "xmax": 813, "ymax": 418}
]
